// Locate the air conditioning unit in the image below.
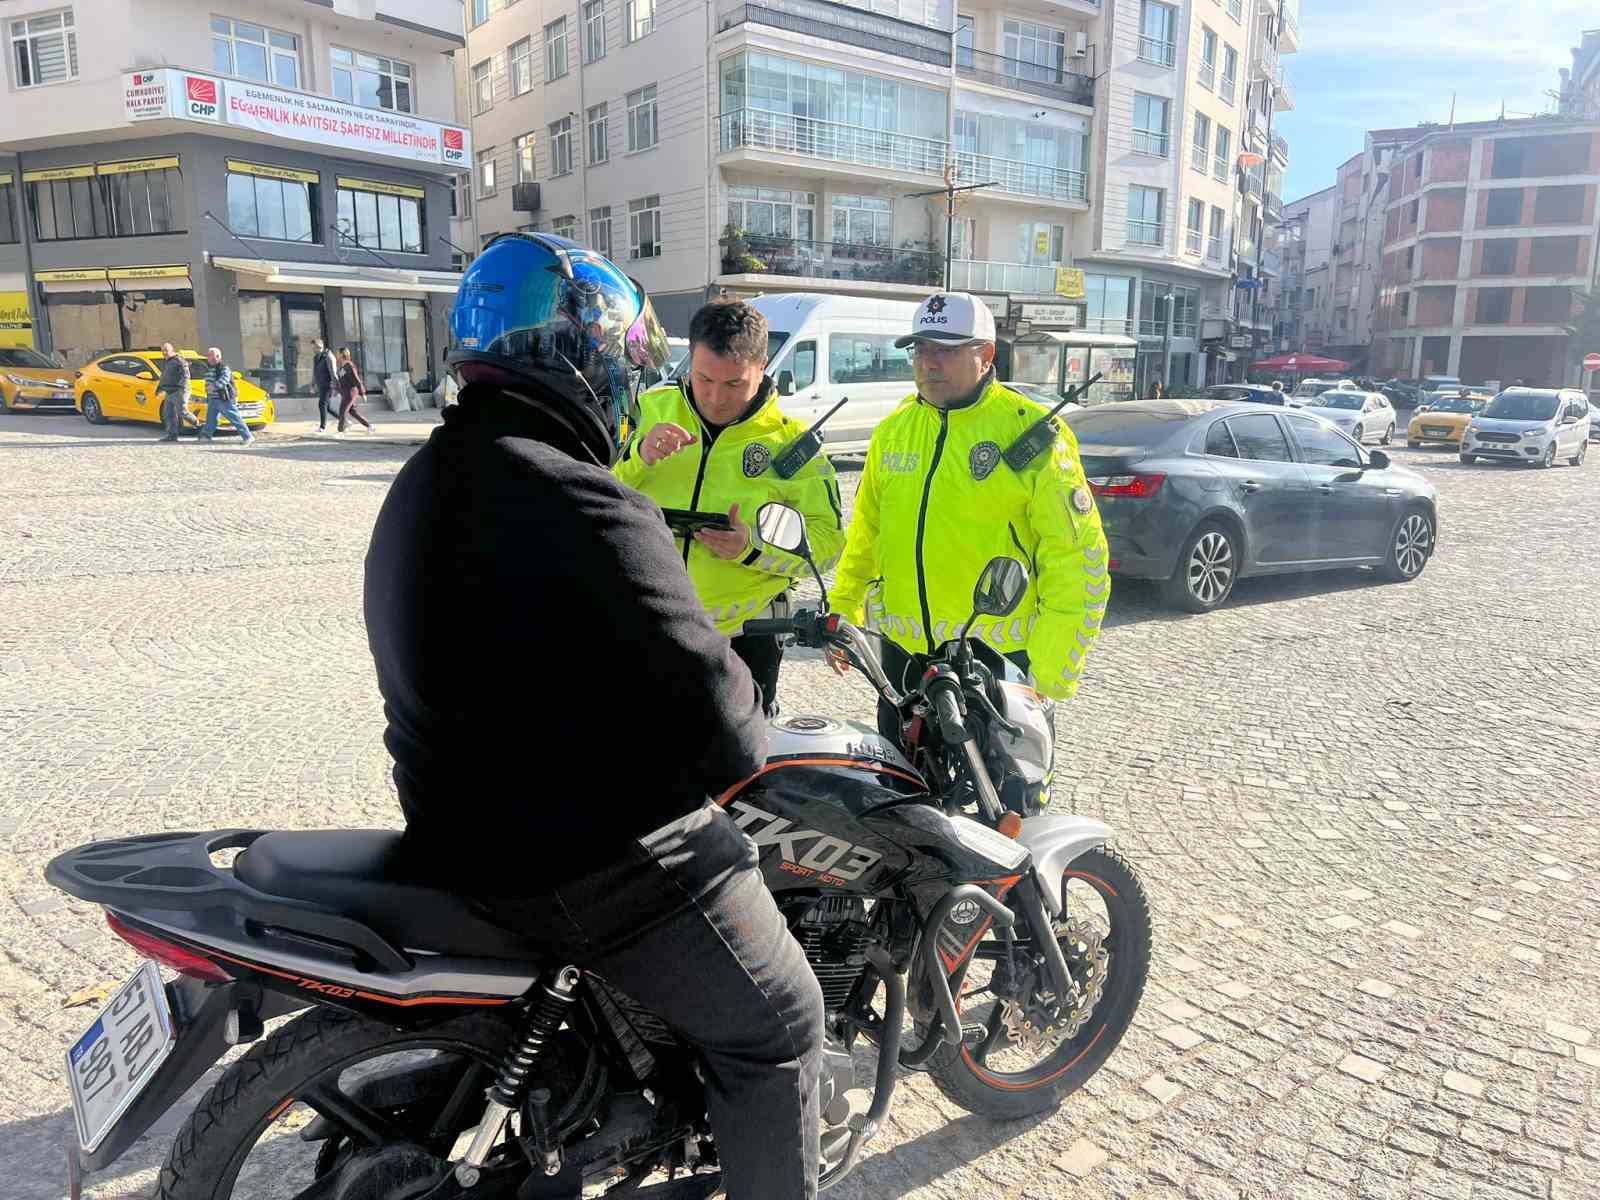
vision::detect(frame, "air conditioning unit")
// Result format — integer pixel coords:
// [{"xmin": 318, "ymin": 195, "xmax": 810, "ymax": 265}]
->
[
  {"xmin": 1071, "ymin": 32, "xmax": 1088, "ymax": 58},
  {"xmin": 512, "ymin": 182, "xmax": 542, "ymax": 214}
]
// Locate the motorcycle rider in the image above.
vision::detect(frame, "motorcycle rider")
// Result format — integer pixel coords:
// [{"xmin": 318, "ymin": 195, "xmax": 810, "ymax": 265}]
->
[
  {"xmin": 615, "ymin": 300, "xmax": 845, "ymax": 716},
  {"xmin": 830, "ymin": 291, "xmax": 1109, "ymax": 726},
  {"xmin": 363, "ymin": 233, "xmax": 824, "ymax": 1198}
]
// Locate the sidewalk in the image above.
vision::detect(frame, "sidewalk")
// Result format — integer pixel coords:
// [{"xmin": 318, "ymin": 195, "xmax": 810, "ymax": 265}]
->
[{"xmin": 268, "ymin": 406, "xmax": 444, "ymax": 446}]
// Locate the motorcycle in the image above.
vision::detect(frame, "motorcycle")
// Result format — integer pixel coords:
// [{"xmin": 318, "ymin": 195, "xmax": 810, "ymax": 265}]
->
[{"xmin": 43, "ymin": 503, "xmax": 1150, "ymax": 1200}]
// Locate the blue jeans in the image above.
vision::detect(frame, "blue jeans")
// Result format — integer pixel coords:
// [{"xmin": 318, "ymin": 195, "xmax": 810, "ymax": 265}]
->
[{"xmin": 203, "ymin": 393, "xmax": 253, "ymax": 440}]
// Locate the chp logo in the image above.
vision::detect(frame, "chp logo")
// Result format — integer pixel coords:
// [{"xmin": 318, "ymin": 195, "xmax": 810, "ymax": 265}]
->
[
  {"xmin": 184, "ymin": 75, "xmax": 220, "ymax": 121},
  {"xmin": 442, "ymin": 128, "xmax": 468, "ymax": 166},
  {"xmin": 131, "ymin": 72, "xmax": 157, "ymax": 86}
]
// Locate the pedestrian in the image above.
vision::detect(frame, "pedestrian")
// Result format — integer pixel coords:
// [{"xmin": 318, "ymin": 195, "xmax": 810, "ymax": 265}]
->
[
  {"xmin": 615, "ymin": 300, "xmax": 845, "ymax": 716},
  {"xmin": 1271, "ymin": 379, "xmax": 1285, "ymax": 396},
  {"xmin": 155, "ymin": 341, "xmax": 191, "ymax": 442},
  {"xmin": 311, "ymin": 337, "xmax": 339, "ymax": 432},
  {"xmin": 364, "ymin": 233, "xmax": 822, "ymax": 1198},
  {"xmin": 830, "ymin": 291, "xmax": 1110, "ymax": 759},
  {"xmin": 1147, "ymin": 380, "xmax": 1165, "ymax": 400},
  {"xmin": 199, "ymin": 347, "xmax": 253, "ymax": 445},
  {"xmin": 336, "ymin": 348, "xmax": 372, "ymax": 433}
]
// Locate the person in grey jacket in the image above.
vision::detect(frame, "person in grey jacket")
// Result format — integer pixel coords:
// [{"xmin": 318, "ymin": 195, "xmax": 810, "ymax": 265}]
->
[
  {"xmin": 311, "ymin": 337, "xmax": 338, "ymax": 432},
  {"xmin": 156, "ymin": 342, "xmax": 191, "ymax": 442},
  {"xmin": 200, "ymin": 347, "xmax": 254, "ymax": 445}
]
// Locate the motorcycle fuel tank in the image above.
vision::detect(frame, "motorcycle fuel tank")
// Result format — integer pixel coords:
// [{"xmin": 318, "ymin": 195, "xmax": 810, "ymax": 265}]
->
[{"xmin": 719, "ymin": 715, "xmax": 926, "ymax": 896}]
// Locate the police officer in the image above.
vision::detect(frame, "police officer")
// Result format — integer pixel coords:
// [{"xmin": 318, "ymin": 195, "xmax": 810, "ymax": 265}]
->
[
  {"xmin": 616, "ymin": 300, "xmax": 844, "ymax": 716},
  {"xmin": 832, "ymin": 291, "xmax": 1109, "ymax": 710}
]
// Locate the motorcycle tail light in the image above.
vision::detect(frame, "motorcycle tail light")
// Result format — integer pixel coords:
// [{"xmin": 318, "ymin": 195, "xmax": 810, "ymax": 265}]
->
[
  {"xmin": 106, "ymin": 911, "xmax": 232, "ymax": 982},
  {"xmin": 1087, "ymin": 473, "xmax": 1166, "ymax": 498}
]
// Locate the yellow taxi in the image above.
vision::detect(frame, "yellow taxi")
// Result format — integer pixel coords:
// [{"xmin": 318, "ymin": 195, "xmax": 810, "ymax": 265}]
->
[
  {"xmin": 1, "ymin": 346, "xmax": 79, "ymax": 412},
  {"xmin": 74, "ymin": 349, "xmax": 274, "ymax": 432},
  {"xmin": 1406, "ymin": 392, "xmax": 1487, "ymax": 448}
]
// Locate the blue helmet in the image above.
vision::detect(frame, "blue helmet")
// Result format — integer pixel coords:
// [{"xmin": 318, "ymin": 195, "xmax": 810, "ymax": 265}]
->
[{"xmin": 448, "ymin": 233, "xmax": 670, "ymax": 463}]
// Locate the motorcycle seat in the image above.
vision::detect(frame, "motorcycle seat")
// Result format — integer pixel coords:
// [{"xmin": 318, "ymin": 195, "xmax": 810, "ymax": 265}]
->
[{"xmin": 235, "ymin": 830, "xmax": 535, "ymax": 962}]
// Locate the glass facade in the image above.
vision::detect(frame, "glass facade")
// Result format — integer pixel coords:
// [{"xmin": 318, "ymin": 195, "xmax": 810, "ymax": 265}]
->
[
  {"xmin": 342, "ymin": 296, "xmax": 428, "ymax": 390},
  {"xmin": 719, "ymin": 51, "xmax": 948, "ymax": 145}
]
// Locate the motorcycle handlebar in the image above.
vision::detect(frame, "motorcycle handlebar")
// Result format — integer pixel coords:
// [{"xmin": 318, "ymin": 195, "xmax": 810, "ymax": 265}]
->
[
  {"xmin": 739, "ymin": 618, "xmax": 795, "ymax": 637},
  {"xmin": 929, "ymin": 681, "xmax": 968, "ymax": 744}
]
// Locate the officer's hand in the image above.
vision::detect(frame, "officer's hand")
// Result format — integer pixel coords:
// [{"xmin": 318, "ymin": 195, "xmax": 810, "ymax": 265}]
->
[
  {"xmin": 639, "ymin": 422, "xmax": 697, "ymax": 466},
  {"xmin": 695, "ymin": 503, "xmax": 750, "ymax": 560},
  {"xmin": 825, "ymin": 647, "xmax": 851, "ymax": 676}
]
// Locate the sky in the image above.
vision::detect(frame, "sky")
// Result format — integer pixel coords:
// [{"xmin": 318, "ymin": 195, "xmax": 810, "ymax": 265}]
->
[{"xmin": 1278, "ymin": 1, "xmax": 1595, "ymax": 202}]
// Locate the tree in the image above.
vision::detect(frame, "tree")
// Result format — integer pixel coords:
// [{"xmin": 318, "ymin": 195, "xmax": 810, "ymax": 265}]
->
[{"xmin": 1565, "ymin": 290, "xmax": 1600, "ymax": 371}]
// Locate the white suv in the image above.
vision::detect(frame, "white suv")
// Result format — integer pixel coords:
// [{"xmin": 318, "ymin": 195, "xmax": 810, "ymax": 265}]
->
[{"xmin": 1461, "ymin": 388, "xmax": 1591, "ymax": 467}]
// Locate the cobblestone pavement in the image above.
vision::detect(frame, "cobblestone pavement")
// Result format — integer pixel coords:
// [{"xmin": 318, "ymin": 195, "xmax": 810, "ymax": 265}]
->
[{"xmin": 2, "ymin": 410, "xmax": 1598, "ymax": 1199}]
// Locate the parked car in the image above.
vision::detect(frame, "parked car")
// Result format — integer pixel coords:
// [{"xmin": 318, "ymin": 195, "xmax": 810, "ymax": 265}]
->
[
  {"xmin": 648, "ymin": 337, "xmax": 690, "ymax": 387},
  {"xmin": 1294, "ymin": 389, "xmax": 1397, "ymax": 444},
  {"xmin": 75, "ymin": 350, "xmax": 275, "ymax": 433},
  {"xmin": 1379, "ymin": 379, "xmax": 1424, "ymax": 409},
  {"xmin": 1406, "ymin": 393, "xmax": 1486, "ymax": 447},
  {"xmin": 1459, "ymin": 388, "xmax": 1591, "ymax": 467},
  {"xmin": 1287, "ymin": 378, "xmax": 1357, "ymax": 406},
  {"xmin": 1203, "ymin": 384, "xmax": 1285, "ymax": 406},
  {"xmin": 1003, "ymin": 382, "xmax": 1082, "ymax": 414},
  {"xmin": 1066, "ymin": 399, "xmax": 1438, "ymax": 613},
  {"xmin": 751, "ymin": 293, "xmax": 923, "ymax": 455},
  {"xmin": 1416, "ymin": 375, "xmax": 1465, "ymax": 407},
  {"xmin": 0, "ymin": 346, "xmax": 77, "ymax": 412}
]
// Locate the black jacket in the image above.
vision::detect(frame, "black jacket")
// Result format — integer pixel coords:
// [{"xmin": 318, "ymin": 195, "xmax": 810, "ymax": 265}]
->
[
  {"xmin": 157, "ymin": 353, "xmax": 189, "ymax": 396},
  {"xmin": 364, "ymin": 385, "xmax": 768, "ymax": 886},
  {"xmin": 312, "ymin": 349, "xmax": 336, "ymax": 393}
]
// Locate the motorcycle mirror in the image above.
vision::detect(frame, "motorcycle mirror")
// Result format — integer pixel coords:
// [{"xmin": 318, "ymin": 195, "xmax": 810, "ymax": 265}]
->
[
  {"xmin": 776, "ymin": 369, "xmax": 795, "ymax": 396},
  {"xmin": 972, "ymin": 557, "xmax": 1029, "ymax": 619},
  {"xmin": 756, "ymin": 503, "xmax": 807, "ymax": 554}
]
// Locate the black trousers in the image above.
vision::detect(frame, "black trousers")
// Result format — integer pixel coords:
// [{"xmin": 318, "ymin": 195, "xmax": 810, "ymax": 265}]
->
[
  {"xmin": 730, "ymin": 632, "xmax": 784, "ymax": 717},
  {"xmin": 316, "ymin": 387, "xmax": 337, "ymax": 429},
  {"xmin": 470, "ymin": 804, "xmax": 823, "ymax": 1199}
]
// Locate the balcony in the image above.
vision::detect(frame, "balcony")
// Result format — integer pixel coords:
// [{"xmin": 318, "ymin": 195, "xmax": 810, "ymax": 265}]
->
[
  {"xmin": 1271, "ymin": 132, "xmax": 1290, "ymax": 165},
  {"xmin": 1280, "ymin": 0, "xmax": 1301, "ymax": 52},
  {"xmin": 1206, "ymin": 236, "xmax": 1226, "ymax": 265},
  {"xmin": 718, "ymin": 233, "xmax": 941, "ymax": 286},
  {"xmin": 955, "ymin": 152, "xmax": 1087, "ymax": 203},
  {"xmin": 956, "ymin": 47, "xmax": 1094, "ymax": 108},
  {"xmin": 1138, "ymin": 37, "xmax": 1176, "ymax": 68},
  {"xmin": 1274, "ymin": 67, "xmax": 1295, "ymax": 111},
  {"xmin": 947, "ymin": 259, "xmax": 1059, "ymax": 293},
  {"xmin": 718, "ymin": 109, "xmax": 948, "ymax": 178},
  {"xmin": 718, "ymin": 0, "xmax": 952, "ymax": 67},
  {"xmin": 1185, "ymin": 228, "xmax": 1203, "ymax": 257},
  {"xmin": 1265, "ymin": 191, "xmax": 1283, "ymax": 222},
  {"xmin": 1253, "ymin": 36, "xmax": 1279, "ymax": 81}
]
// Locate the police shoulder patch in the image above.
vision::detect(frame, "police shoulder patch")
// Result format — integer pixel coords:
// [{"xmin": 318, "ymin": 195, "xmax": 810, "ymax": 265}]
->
[
  {"xmin": 1070, "ymin": 485, "xmax": 1094, "ymax": 514},
  {"xmin": 743, "ymin": 443, "xmax": 772, "ymax": 478},
  {"xmin": 969, "ymin": 440, "xmax": 1001, "ymax": 481}
]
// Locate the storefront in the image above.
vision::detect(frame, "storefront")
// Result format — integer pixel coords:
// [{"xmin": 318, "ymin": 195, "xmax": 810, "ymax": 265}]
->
[
  {"xmin": 1009, "ymin": 331, "xmax": 1138, "ymax": 406},
  {"xmin": 33, "ymin": 265, "xmax": 198, "ymax": 366}
]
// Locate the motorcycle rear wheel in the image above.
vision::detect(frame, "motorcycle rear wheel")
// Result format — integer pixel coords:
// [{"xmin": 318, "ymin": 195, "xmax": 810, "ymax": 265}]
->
[
  {"xmin": 926, "ymin": 846, "xmax": 1151, "ymax": 1119},
  {"xmin": 154, "ymin": 1006, "xmax": 519, "ymax": 1200}
]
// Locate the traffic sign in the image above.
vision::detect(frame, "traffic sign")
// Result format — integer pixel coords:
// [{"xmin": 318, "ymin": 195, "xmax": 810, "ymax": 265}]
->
[{"xmin": 1584, "ymin": 352, "xmax": 1600, "ymax": 372}]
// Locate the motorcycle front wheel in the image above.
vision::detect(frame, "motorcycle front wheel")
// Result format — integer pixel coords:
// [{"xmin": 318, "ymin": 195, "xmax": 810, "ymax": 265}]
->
[{"xmin": 927, "ymin": 846, "xmax": 1152, "ymax": 1119}]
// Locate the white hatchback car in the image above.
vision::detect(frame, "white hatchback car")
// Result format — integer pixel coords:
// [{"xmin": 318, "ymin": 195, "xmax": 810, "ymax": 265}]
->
[
  {"xmin": 1460, "ymin": 388, "xmax": 1591, "ymax": 467},
  {"xmin": 1294, "ymin": 389, "xmax": 1398, "ymax": 445}
]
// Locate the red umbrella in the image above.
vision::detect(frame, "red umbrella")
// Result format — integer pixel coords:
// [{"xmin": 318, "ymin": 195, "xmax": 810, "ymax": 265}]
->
[{"xmin": 1252, "ymin": 352, "xmax": 1351, "ymax": 373}]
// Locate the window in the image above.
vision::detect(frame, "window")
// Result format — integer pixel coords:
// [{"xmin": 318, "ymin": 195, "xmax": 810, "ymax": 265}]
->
[
  {"xmin": 1530, "ymin": 235, "xmax": 1580, "ymax": 275},
  {"xmin": 508, "ymin": 37, "xmax": 533, "ymax": 96},
  {"xmin": 626, "ymin": 0, "xmax": 655, "ymax": 42},
  {"xmin": 1398, "ymin": 292, "xmax": 1410, "ymax": 319},
  {"xmin": 1481, "ymin": 239, "xmax": 1517, "ymax": 275},
  {"xmin": 1225, "ymin": 413, "xmax": 1291, "ymax": 461},
  {"xmin": 550, "ymin": 119, "xmax": 573, "ymax": 176},
  {"xmin": 341, "ymin": 296, "xmax": 427, "ymax": 388},
  {"xmin": 1213, "ymin": 127, "xmax": 1231, "ymax": 182},
  {"xmin": 478, "ymin": 150, "xmax": 497, "ymax": 196},
  {"xmin": 11, "ymin": 8, "xmax": 76, "ymax": 87},
  {"xmin": 1491, "ymin": 139, "xmax": 1525, "ymax": 180},
  {"xmin": 588, "ymin": 103, "xmax": 610, "ymax": 164},
  {"xmin": 1221, "ymin": 45, "xmax": 1238, "ymax": 104},
  {"xmin": 1208, "ymin": 206, "xmax": 1225, "ymax": 263},
  {"xmin": 1286, "ymin": 415, "xmax": 1361, "ymax": 467},
  {"xmin": 336, "ymin": 181, "xmax": 425, "ymax": 254},
  {"xmin": 515, "ymin": 133, "xmax": 537, "ymax": 183},
  {"xmin": 471, "ymin": 0, "xmax": 489, "ymax": 27},
  {"xmin": 210, "ymin": 17, "xmax": 299, "ymax": 88},
  {"xmin": 1407, "ymin": 198, "xmax": 1420, "ymax": 225},
  {"xmin": 728, "ymin": 185, "xmax": 816, "ymax": 241},
  {"xmin": 627, "ymin": 84, "xmax": 658, "ymax": 152},
  {"xmin": 1199, "ymin": 27, "xmax": 1217, "ymax": 90},
  {"xmin": 553, "ymin": 214, "xmax": 577, "ymax": 240},
  {"xmin": 1003, "ymin": 19, "xmax": 1065, "ymax": 83},
  {"xmin": 1132, "ymin": 94, "xmax": 1170, "ymax": 157},
  {"xmin": 472, "ymin": 59, "xmax": 493, "ymax": 114},
  {"xmin": 589, "ymin": 206, "xmax": 612, "ymax": 256},
  {"xmin": 833, "ymin": 194, "xmax": 891, "ymax": 246},
  {"xmin": 1139, "ymin": 1, "xmax": 1176, "ymax": 67},
  {"xmin": 449, "ymin": 174, "xmax": 471, "ymax": 219},
  {"xmin": 545, "ymin": 18, "xmax": 568, "ymax": 81},
  {"xmin": 1476, "ymin": 287, "xmax": 1512, "ymax": 324},
  {"xmin": 0, "ymin": 177, "xmax": 17, "ymax": 243},
  {"xmin": 1227, "ymin": 0, "xmax": 1242, "ymax": 18},
  {"xmin": 1203, "ymin": 420, "xmax": 1238, "ymax": 457},
  {"xmin": 1084, "ymin": 273, "xmax": 1133, "ymax": 334},
  {"xmin": 226, "ymin": 164, "xmax": 315, "ymax": 243},
  {"xmin": 29, "ymin": 164, "xmax": 183, "ymax": 241},
  {"xmin": 827, "ymin": 332, "xmax": 914, "ymax": 385},
  {"xmin": 1533, "ymin": 185, "xmax": 1584, "ymax": 225},
  {"xmin": 330, "ymin": 48, "xmax": 413, "ymax": 112},
  {"xmin": 1485, "ymin": 189, "xmax": 1522, "ymax": 227},
  {"xmin": 1127, "ymin": 186, "xmax": 1163, "ymax": 245},
  {"xmin": 955, "ymin": 15, "xmax": 974, "ymax": 70},
  {"xmin": 1018, "ymin": 221, "xmax": 1065, "ymax": 264},
  {"xmin": 584, "ymin": 0, "xmax": 606, "ymax": 62},
  {"xmin": 1192, "ymin": 113, "xmax": 1211, "ymax": 172},
  {"xmin": 1186, "ymin": 199, "xmax": 1204, "ymax": 255},
  {"xmin": 629, "ymin": 195, "xmax": 661, "ymax": 258}
]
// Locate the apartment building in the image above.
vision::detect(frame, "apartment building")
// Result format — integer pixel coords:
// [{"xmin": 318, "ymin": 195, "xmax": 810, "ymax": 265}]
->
[
  {"xmin": 1279, "ymin": 182, "xmax": 1334, "ymax": 351},
  {"xmin": 1558, "ymin": 29, "xmax": 1600, "ymax": 121},
  {"xmin": 1372, "ymin": 118, "xmax": 1600, "ymax": 387},
  {"xmin": 1, "ymin": 0, "xmax": 469, "ymax": 405}
]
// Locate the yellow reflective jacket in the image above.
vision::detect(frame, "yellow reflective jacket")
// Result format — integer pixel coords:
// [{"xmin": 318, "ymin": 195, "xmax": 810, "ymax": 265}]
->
[
  {"xmin": 616, "ymin": 379, "xmax": 845, "ymax": 635},
  {"xmin": 832, "ymin": 375, "xmax": 1108, "ymax": 699}
]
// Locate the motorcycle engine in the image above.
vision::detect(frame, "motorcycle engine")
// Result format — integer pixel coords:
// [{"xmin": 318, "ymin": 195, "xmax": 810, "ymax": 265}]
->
[{"xmin": 786, "ymin": 895, "xmax": 873, "ymax": 1013}]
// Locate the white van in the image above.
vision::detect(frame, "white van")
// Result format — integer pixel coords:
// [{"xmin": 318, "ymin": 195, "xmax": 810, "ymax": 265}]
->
[{"xmin": 750, "ymin": 294, "xmax": 924, "ymax": 456}]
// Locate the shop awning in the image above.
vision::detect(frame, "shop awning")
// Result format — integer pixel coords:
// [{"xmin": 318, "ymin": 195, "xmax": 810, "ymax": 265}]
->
[
  {"xmin": 1013, "ymin": 330, "xmax": 1139, "ymax": 350},
  {"xmin": 209, "ymin": 256, "xmax": 462, "ymax": 295}
]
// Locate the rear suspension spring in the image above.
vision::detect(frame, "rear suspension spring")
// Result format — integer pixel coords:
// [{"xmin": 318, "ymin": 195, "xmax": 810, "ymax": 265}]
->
[{"xmin": 491, "ymin": 965, "xmax": 582, "ymax": 1109}]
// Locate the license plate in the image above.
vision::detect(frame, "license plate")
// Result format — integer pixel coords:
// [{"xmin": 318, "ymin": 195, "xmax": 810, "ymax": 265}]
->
[
  {"xmin": 1426, "ymin": 428, "xmax": 1450, "ymax": 437},
  {"xmin": 67, "ymin": 960, "xmax": 178, "ymax": 1152}
]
